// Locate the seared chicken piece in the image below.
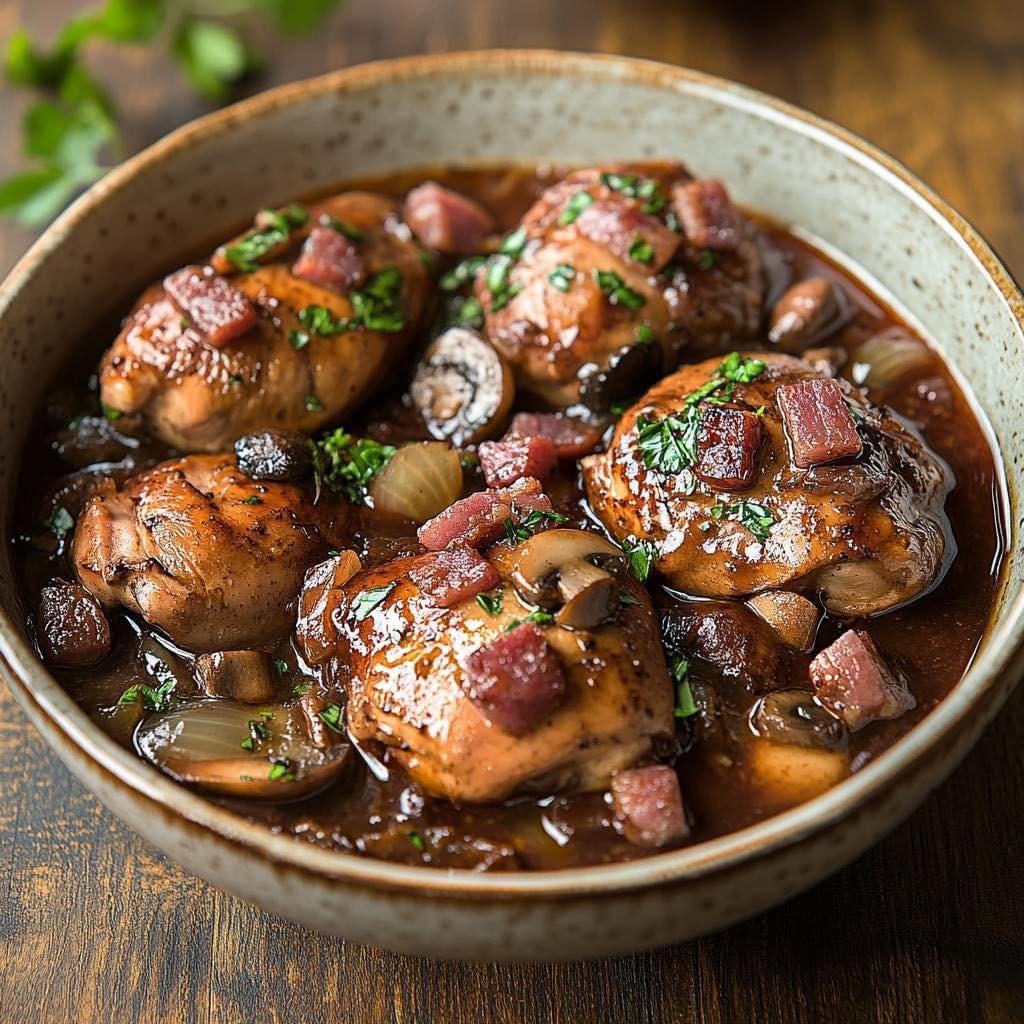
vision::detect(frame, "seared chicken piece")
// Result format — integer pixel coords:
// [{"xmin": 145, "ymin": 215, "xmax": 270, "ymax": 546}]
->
[
  {"xmin": 582, "ymin": 353, "xmax": 950, "ymax": 616},
  {"xmin": 477, "ymin": 162, "xmax": 767, "ymax": 409},
  {"xmin": 297, "ymin": 536, "xmax": 675, "ymax": 803},
  {"xmin": 99, "ymin": 192, "xmax": 430, "ymax": 452},
  {"xmin": 72, "ymin": 454, "xmax": 351, "ymax": 652}
]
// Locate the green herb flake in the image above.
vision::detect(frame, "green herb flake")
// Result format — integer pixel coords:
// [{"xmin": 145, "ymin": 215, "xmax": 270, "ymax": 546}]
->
[
  {"xmin": 622, "ymin": 537, "xmax": 658, "ymax": 583},
  {"xmin": 499, "ymin": 226, "xmax": 528, "ymax": 258},
  {"xmin": 502, "ymin": 507, "xmax": 568, "ymax": 545},
  {"xmin": 310, "ymin": 428, "xmax": 396, "ymax": 504},
  {"xmin": 698, "ymin": 249, "xmax": 720, "ymax": 271},
  {"xmin": 558, "ymin": 190, "xmax": 595, "ymax": 226},
  {"xmin": 618, "ymin": 589, "xmax": 641, "ymax": 607},
  {"xmin": 635, "ymin": 323, "xmax": 655, "ymax": 346},
  {"xmin": 305, "ymin": 393, "xmax": 324, "ymax": 412},
  {"xmin": 101, "ymin": 402, "xmax": 123, "ymax": 421},
  {"xmin": 451, "ymin": 295, "xmax": 484, "ymax": 330},
  {"xmin": 407, "ymin": 830, "xmax": 426, "ymax": 853},
  {"xmin": 439, "ymin": 256, "xmax": 485, "ymax": 292},
  {"xmin": 289, "ymin": 329, "xmax": 310, "ymax": 350},
  {"xmin": 351, "ymin": 582, "xmax": 395, "ymax": 622},
  {"xmin": 292, "ymin": 682, "xmax": 312, "ymax": 696},
  {"xmin": 547, "ymin": 263, "xmax": 575, "ymax": 292},
  {"xmin": 48, "ymin": 505, "xmax": 74, "ymax": 540},
  {"xmin": 116, "ymin": 678, "xmax": 176, "ymax": 713},
  {"xmin": 273, "ymin": 659, "xmax": 289, "ymax": 676},
  {"xmin": 476, "ymin": 591, "xmax": 503, "ymax": 616},
  {"xmin": 636, "ymin": 411, "xmax": 700, "ymax": 483},
  {"xmin": 710, "ymin": 499, "xmax": 776, "ymax": 541},
  {"xmin": 319, "ymin": 212, "xmax": 363, "ymax": 241},
  {"xmin": 593, "ymin": 268, "xmax": 645, "ymax": 310},
  {"xmin": 241, "ymin": 718, "xmax": 271, "ymax": 750},
  {"xmin": 673, "ymin": 659, "xmax": 698, "ymax": 719},
  {"xmin": 268, "ymin": 759, "xmax": 295, "ymax": 782},
  {"xmin": 224, "ymin": 205, "xmax": 306, "ymax": 272},
  {"xmin": 628, "ymin": 236, "xmax": 655, "ymax": 264},
  {"xmin": 504, "ymin": 610, "xmax": 556, "ymax": 632},
  {"xmin": 242, "ymin": 495, "xmax": 263, "ymax": 505},
  {"xmin": 318, "ymin": 702, "xmax": 344, "ymax": 733}
]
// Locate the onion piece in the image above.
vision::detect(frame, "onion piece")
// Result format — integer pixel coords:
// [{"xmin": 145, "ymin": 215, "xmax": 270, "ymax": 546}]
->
[
  {"xmin": 135, "ymin": 699, "xmax": 348, "ymax": 799},
  {"xmin": 852, "ymin": 328, "xmax": 935, "ymax": 391},
  {"xmin": 815, "ymin": 561, "xmax": 895, "ymax": 617},
  {"xmin": 369, "ymin": 442, "xmax": 463, "ymax": 523}
]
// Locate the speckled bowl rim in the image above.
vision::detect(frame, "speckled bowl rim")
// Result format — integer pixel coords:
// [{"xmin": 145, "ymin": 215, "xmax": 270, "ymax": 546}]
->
[{"xmin": 1, "ymin": 50, "xmax": 1022, "ymax": 899}]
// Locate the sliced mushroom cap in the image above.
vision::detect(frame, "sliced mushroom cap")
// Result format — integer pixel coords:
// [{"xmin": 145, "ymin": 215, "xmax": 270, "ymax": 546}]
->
[
  {"xmin": 512, "ymin": 528, "xmax": 625, "ymax": 629},
  {"xmin": 195, "ymin": 650, "xmax": 275, "ymax": 703},
  {"xmin": 749, "ymin": 689, "xmax": 848, "ymax": 751},
  {"xmin": 136, "ymin": 699, "xmax": 348, "ymax": 799},
  {"xmin": 410, "ymin": 327, "xmax": 514, "ymax": 447},
  {"xmin": 578, "ymin": 341, "xmax": 663, "ymax": 414},
  {"xmin": 746, "ymin": 591, "xmax": 820, "ymax": 651},
  {"xmin": 37, "ymin": 578, "xmax": 111, "ymax": 668},
  {"xmin": 234, "ymin": 429, "xmax": 312, "ymax": 482}
]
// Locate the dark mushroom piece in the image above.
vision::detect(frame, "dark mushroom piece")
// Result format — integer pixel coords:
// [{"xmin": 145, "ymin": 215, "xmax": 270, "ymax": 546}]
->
[
  {"xmin": 768, "ymin": 277, "xmax": 852, "ymax": 352},
  {"xmin": 511, "ymin": 529, "xmax": 625, "ymax": 630},
  {"xmin": 135, "ymin": 699, "xmax": 348, "ymax": 799},
  {"xmin": 577, "ymin": 340, "xmax": 663, "ymax": 414},
  {"xmin": 749, "ymin": 689, "xmax": 848, "ymax": 751},
  {"xmin": 195, "ymin": 650, "xmax": 276, "ymax": 703},
  {"xmin": 234, "ymin": 428, "xmax": 312, "ymax": 482},
  {"xmin": 37, "ymin": 578, "xmax": 111, "ymax": 668},
  {"xmin": 746, "ymin": 591, "xmax": 820, "ymax": 651},
  {"xmin": 410, "ymin": 327, "xmax": 515, "ymax": 447}
]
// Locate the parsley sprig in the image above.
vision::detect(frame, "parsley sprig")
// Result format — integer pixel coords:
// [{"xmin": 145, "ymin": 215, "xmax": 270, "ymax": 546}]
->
[
  {"xmin": 622, "ymin": 537, "xmax": 659, "ymax": 582},
  {"xmin": 116, "ymin": 678, "xmax": 176, "ymax": 713},
  {"xmin": 502, "ymin": 508, "xmax": 568, "ymax": 545},
  {"xmin": 290, "ymin": 267, "xmax": 406, "ymax": 347},
  {"xmin": 1, "ymin": 0, "xmax": 344, "ymax": 226},
  {"xmin": 310, "ymin": 428, "xmax": 396, "ymax": 504},
  {"xmin": 710, "ymin": 499, "xmax": 776, "ymax": 541},
  {"xmin": 223, "ymin": 204, "xmax": 308, "ymax": 272}
]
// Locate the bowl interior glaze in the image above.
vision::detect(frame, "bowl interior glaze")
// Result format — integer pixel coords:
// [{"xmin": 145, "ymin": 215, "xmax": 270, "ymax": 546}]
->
[{"xmin": 0, "ymin": 52, "xmax": 1021, "ymax": 956}]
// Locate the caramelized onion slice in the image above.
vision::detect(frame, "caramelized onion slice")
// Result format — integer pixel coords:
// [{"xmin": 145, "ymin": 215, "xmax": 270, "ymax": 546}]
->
[
  {"xmin": 852, "ymin": 328, "xmax": 935, "ymax": 392},
  {"xmin": 369, "ymin": 442, "xmax": 463, "ymax": 523},
  {"xmin": 136, "ymin": 699, "xmax": 348, "ymax": 799}
]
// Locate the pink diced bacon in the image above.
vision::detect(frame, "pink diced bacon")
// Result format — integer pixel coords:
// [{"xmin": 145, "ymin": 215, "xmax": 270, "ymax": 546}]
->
[
  {"xmin": 407, "ymin": 547, "xmax": 500, "ymax": 608},
  {"xmin": 463, "ymin": 623, "xmax": 566, "ymax": 735},
  {"xmin": 506, "ymin": 412, "xmax": 603, "ymax": 459},
  {"xmin": 574, "ymin": 199, "xmax": 680, "ymax": 272},
  {"xmin": 164, "ymin": 266, "xmax": 257, "ymax": 348},
  {"xmin": 611, "ymin": 765, "xmax": 690, "ymax": 848},
  {"xmin": 809, "ymin": 629, "xmax": 915, "ymax": 731},
  {"xmin": 778, "ymin": 377, "xmax": 863, "ymax": 469},
  {"xmin": 291, "ymin": 226, "xmax": 364, "ymax": 291},
  {"xmin": 478, "ymin": 435, "xmax": 557, "ymax": 488},
  {"xmin": 402, "ymin": 181, "xmax": 494, "ymax": 255},
  {"xmin": 671, "ymin": 178, "xmax": 741, "ymax": 252},
  {"xmin": 417, "ymin": 477, "xmax": 553, "ymax": 551},
  {"xmin": 694, "ymin": 406, "xmax": 764, "ymax": 490}
]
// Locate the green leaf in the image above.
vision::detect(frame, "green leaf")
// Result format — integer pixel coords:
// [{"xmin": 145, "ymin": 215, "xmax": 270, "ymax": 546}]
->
[
  {"xmin": 0, "ymin": 168, "xmax": 72, "ymax": 225},
  {"xmin": 94, "ymin": 0, "xmax": 165, "ymax": 43},
  {"xmin": 256, "ymin": 0, "xmax": 344, "ymax": 35},
  {"xmin": 351, "ymin": 583, "xmax": 395, "ymax": 622},
  {"xmin": 171, "ymin": 19, "xmax": 250, "ymax": 100},
  {"xmin": 4, "ymin": 29, "xmax": 73, "ymax": 87}
]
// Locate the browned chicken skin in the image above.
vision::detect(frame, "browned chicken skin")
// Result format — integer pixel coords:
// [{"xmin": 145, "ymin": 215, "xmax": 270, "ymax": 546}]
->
[
  {"xmin": 478, "ymin": 162, "xmax": 766, "ymax": 409},
  {"xmin": 582, "ymin": 353, "xmax": 950, "ymax": 616},
  {"xmin": 71, "ymin": 454, "xmax": 352, "ymax": 652},
  {"xmin": 99, "ymin": 192, "xmax": 430, "ymax": 452},
  {"xmin": 298, "ymin": 543, "xmax": 675, "ymax": 804}
]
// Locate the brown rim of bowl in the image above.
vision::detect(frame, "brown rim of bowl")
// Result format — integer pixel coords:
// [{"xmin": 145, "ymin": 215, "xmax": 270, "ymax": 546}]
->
[{"xmin": 0, "ymin": 50, "xmax": 1022, "ymax": 899}]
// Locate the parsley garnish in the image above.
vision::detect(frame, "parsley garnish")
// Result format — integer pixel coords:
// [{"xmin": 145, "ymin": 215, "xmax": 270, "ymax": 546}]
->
[
  {"xmin": 309, "ymin": 428, "xmax": 396, "ymax": 504},
  {"xmin": 558, "ymin": 190, "xmax": 595, "ymax": 225},
  {"xmin": 48, "ymin": 505, "xmax": 74, "ymax": 540},
  {"xmin": 485, "ymin": 254, "xmax": 523, "ymax": 313},
  {"xmin": 407, "ymin": 830, "xmax": 426, "ymax": 852},
  {"xmin": 224, "ymin": 204, "xmax": 307, "ymax": 272},
  {"xmin": 273, "ymin": 659, "xmax": 289, "ymax": 676},
  {"xmin": 451, "ymin": 295, "xmax": 484, "ymax": 329},
  {"xmin": 476, "ymin": 591, "xmax": 503, "ymax": 616},
  {"xmin": 116, "ymin": 679, "xmax": 176, "ymax": 713},
  {"xmin": 305, "ymin": 393, "xmax": 324, "ymax": 413},
  {"xmin": 636, "ymin": 411, "xmax": 700, "ymax": 482},
  {"xmin": 505, "ymin": 610, "xmax": 556, "ymax": 631},
  {"xmin": 240, "ymin": 717, "xmax": 271, "ymax": 751},
  {"xmin": 697, "ymin": 249, "xmax": 720, "ymax": 271},
  {"xmin": 618, "ymin": 589, "xmax": 641, "ymax": 607},
  {"xmin": 268, "ymin": 759, "xmax": 295, "ymax": 782},
  {"xmin": 499, "ymin": 226, "xmax": 528, "ymax": 258},
  {"xmin": 293, "ymin": 267, "xmax": 406, "ymax": 337},
  {"xmin": 439, "ymin": 256, "xmax": 485, "ymax": 292},
  {"xmin": 502, "ymin": 508, "xmax": 568, "ymax": 544},
  {"xmin": 351, "ymin": 583, "xmax": 395, "ymax": 622},
  {"xmin": 319, "ymin": 212, "xmax": 363, "ymax": 241},
  {"xmin": 242, "ymin": 495, "xmax": 263, "ymax": 505},
  {"xmin": 318, "ymin": 702, "xmax": 344, "ymax": 733},
  {"xmin": 621, "ymin": 537, "xmax": 658, "ymax": 582},
  {"xmin": 594, "ymin": 268, "xmax": 645, "ymax": 309},
  {"xmin": 628, "ymin": 236, "xmax": 655, "ymax": 264},
  {"xmin": 101, "ymin": 402, "xmax": 122, "ymax": 421},
  {"xmin": 710, "ymin": 499, "xmax": 776, "ymax": 541},
  {"xmin": 671, "ymin": 656, "xmax": 698, "ymax": 719},
  {"xmin": 292, "ymin": 682, "xmax": 312, "ymax": 696},
  {"xmin": 547, "ymin": 263, "xmax": 575, "ymax": 292},
  {"xmin": 599, "ymin": 172, "xmax": 667, "ymax": 214},
  {"xmin": 635, "ymin": 323, "xmax": 655, "ymax": 346}
]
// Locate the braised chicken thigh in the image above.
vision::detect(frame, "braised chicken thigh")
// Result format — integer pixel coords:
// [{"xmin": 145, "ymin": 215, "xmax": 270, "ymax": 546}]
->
[
  {"xmin": 478, "ymin": 162, "xmax": 767, "ymax": 409},
  {"xmin": 99, "ymin": 192, "xmax": 430, "ymax": 452},
  {"xmin": 582, "ymin": 352, "xmax": 950, "ymax": 616},
  {"xmin": 72, "ymin": 454, "xmax": 351, "ymax": 651}
]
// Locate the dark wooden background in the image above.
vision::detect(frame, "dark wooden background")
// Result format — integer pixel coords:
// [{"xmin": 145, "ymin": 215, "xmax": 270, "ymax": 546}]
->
[{"xmin": 1, "ymin": 1, "xmax": 1023, "ymax": 1021}]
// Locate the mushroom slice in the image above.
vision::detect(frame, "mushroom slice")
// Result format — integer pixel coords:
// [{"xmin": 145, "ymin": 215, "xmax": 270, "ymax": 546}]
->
[
  {"xmin": 749, "ymin": 689, "xmax": 848, "ymax": 751},
  {"xmin": 577, "ymin": 341, "xmax": 663, "ymax": 414},
  {"xmin": 511, "ymin": 528, "xmax": 625, "ymax": 630},
  {"xmin": 410, "ymin": 327, "xmax": 514, "ymax": 447},
  {"xmin": 195, "ymin": 650, "xmax": 275, "ymax": 704},
  {"xmin": 136, "ymin": 699, "xmax": 348, "ymax": 799},
  {"xmin": 746, "ymin": 591, "xmax": 819, "ymax": 651}
]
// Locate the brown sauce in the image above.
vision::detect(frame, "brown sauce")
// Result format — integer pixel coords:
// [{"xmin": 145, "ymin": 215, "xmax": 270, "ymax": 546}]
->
[{"xmin": 10, "ymin": 165, "xmax": 1007, "ymax": 870}]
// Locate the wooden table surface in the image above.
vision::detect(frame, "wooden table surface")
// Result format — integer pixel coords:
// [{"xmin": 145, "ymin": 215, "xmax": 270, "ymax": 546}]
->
[{"xmin": 1, "ymin": 1, "xmax": 1023, "ymax": 1021}]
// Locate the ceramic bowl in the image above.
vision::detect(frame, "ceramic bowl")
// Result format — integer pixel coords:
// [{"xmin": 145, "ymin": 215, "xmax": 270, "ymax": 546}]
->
[{"xmin": 0, "ymin": 51, "xmax": 1022, "ymax": 961}]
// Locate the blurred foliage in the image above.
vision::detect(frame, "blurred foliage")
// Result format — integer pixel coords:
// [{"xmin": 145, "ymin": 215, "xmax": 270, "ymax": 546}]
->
[{"xmin": 0, "ymin": 0, "xmax": 344, "ymax": 226}]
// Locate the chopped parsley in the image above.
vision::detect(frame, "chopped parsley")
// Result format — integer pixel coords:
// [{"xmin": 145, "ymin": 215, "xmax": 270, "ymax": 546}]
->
[
  {"xmin": 502, "ymin": 507, "xmax": 568, "ymax": 544},
  {"xmin": 318, "ymin": 702, "xmax": 344, "ymax": 733},
  {"xmin": 622, "ymin": 537, "xmax": 658, "ymax": 582},
  {"xmin": 451, "ymin": 295, "xmax": 484, "ymax": 330},
  {"xmin": 558, "ymin": 190, "xmax": 595, "ymax": 225},
  {"xmin": 499, "ymin": 226, "xmax": 528, "ymax": 258},
  {"xmin": 293, "ymin": 267, "xmax": 406, "ymax": 338},
  {"xmin": 224, "ymin": 204, "xmax": 308, "ymax": 272},
  {"xmin": 598, "ymin": 172, "xmax": 667, "ymax": 214},
  {"xmin": 439, "ymin": 256, "xmax": 485, "ymax": 292},
  {"xmin": 635, "ymin": 323, "xmax": 655, "ymax": 346},
  {"xmin": 594, "ymin": 268, "xmax": 645, "ymax": 310},
  {"xmin": 505, "ymin": 609, "xmax": 556, "ymax": 632},
  {"xmin": 485, "ymin": 254, "xmax": 523, "ymax": 313},
  {"xmin": 547, "ymin": 263, "xmax": 575, "ymax": 292},
  {"xmin": 407, "ymin": 830, "xmax": 426, "ymax": 852},
  {"xmin": 48, "ymin": 505, "xmax": 74, "ymax": 540},
  {"xmin": 319, "ymin": 212, "xmax": 364, "ymax": 241},
  {"xmin": 628, "ymin": 236, "xmax": 655, "ymax": 264},
  {"xmin": 268, "ymin": 759, "xmax": 296, "ymax": 782},
  {"xmin": 305, "ymin": 394, "xmax": 324, "ymax": 413},
  {"xmin": 309, "ymin": 428, "xmax": 396, "ymax": 504},
  {"xmin": 101, "ymin": 402, "xmax": 123, "ymax": 421},
  {"xmin": 476, "ymin": 591, "xmax": 503, "ymax": 616},
  {"xmin": 618, "ymin": 589, "xmax": 641, "ymax": 607},
  {"xmin": 292, "ymin": 682, "xmax": 312, "ymax": 696},
  {"xmin": 242, "ymin": 495, "xmax": 263, "ymax": 505},
  {"xmin": 273, "ymin": 659, "xmax": 289, "ymax": 676},
  {"xmin": 697, "ymin": 249, "xmax": 720, "ymax": 271},
  {"xmin": 240, "ymin": 718, "xmax": 271, "ymax": 751},
  {"xmin": 636, "ymin": 410, "xmax": 700, "ymax": 482},
  {"xmin": 710, "ymin": 499, "xmax": 776, "ymax": 541},
  {"xmin": 351, "ymin": 583, "xmax": 395, "ymax": 622},
  {"xmin": 116, "ymin": 679, "xmax": 176, "ymax": 713},
  {"xmin": 671, "ymin": 656, "xmax": 698, "ymax": 719}
]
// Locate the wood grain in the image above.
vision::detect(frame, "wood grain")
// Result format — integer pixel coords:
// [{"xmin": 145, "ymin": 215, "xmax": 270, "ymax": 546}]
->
[{"xmin": 1, "ymin": 0, "xmax": 1023, "ymax": 1021}]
